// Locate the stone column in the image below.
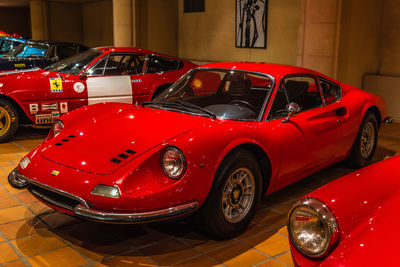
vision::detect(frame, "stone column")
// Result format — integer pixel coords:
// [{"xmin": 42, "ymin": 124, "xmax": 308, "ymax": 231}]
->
[
  {"xmin": 30, "ymin": 0, "xmax": 48, "ymax": 40},
  {"xmin": 113, "ymin": 0, "xmax": 133, "ymax": 46}
]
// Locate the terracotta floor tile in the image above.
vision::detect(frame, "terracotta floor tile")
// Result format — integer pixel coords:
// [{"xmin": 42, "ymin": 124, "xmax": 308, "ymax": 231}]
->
[
  {"xmin": 256, "ymin": 259, "xmax": 287, "ymax": 267},
  {"xmin": 235, "ymin": 222, "xmax": 270, "ymax": 240},
  {"xmin": 253, "ymin": 210, "xmax": 287, "ymax": 230},
  {"xmin": 275, "ymin": 252, "xmax": 295, "ymax": 267},
  {"xmin": 208, "ymin": 242, "xmax": 268, "ymax": 267},
  {"xmin": 0, "ymin": 206, "xmax": 34, "ymax": 225},
  {"xmin": 2, "ymin": 260, "xmax": 28, "ymax": 267},
  {"xmin": 173, "ymin": 255, "xmax": 220, "ymax": 266},
  {"xmin": 277, "ymin": 226, "xmax": 288, "ymax": 237},
  {"xmin": 0, "ymin": 243, "xmax": 20, "ymax": 264},
  {"xmin": 179, "ymin": 232, "xmax": 237, "ymax": 253},
  {"xmin": 25, "ymin": 201, "xmax": 53, "ymax": 215},
  {"xmin": 0, "ymin": 218, "xmax": 49, "ymax": 240},
  {"xmin": 0, "ymin": 193, "xmax": 20, "ymax": 210},
  {"xmin": 27, "ymin": 247, "xmax": 88, "ymax": 267},
  {"xmin": 244, "ymin": 232, "xmax": 290, "ymax": 257},
  {"xmin": 0, "ymin": 174, "xmax": 8, "ymax": 185},
  {"xmin": 2, "ymin": 184, "xmax": 23, "ymax": 195},
  {"xmin": 38, "ymin": 212, "xmax": 82, "ymax": 229},
  {"xmin": 2, "ymin": 165, "xmax": 18, "ymax": 175},
  {"xmin": 15, "ymin": 191, "xmax": 37, "ymax": 205},
  {"xmin": 139, "ymin": 238, "xmax": 200, "ymax": 266},
  {"xmin": 11, "ymin": 230, "xmax": 67, "ymax": 257},
  {"xmin": 101, "ymin": 252, "xmax": 156, "ymax": 267},
  {"xmin": 0, "ymin": 234, "xmax": 4, "ymax": 243}
]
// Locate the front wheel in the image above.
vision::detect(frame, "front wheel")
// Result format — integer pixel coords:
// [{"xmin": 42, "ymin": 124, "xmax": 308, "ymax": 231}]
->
[
  {"xmin": 195, "ymin": 149, "xmax": 262, "ymax": 240},
  {"xmin": 0, "ymin": 99, "xmax": 19, "ymax": 143},
  {"xmin": 347, "ymin": 112, "xmax": 378, "ymax": 168}
]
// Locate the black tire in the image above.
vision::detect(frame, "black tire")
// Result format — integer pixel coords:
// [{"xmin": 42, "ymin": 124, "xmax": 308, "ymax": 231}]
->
[
  {"xmin": 347, "ymin": 111, "xmax": 378, "ymax": 168},
  {"xmin": 0, "ymin": 99, "xmax": 19, "ymax": 143},
  {"xmin": 195, "ymin": 149, "xmax": 262, "ymax": 240}
]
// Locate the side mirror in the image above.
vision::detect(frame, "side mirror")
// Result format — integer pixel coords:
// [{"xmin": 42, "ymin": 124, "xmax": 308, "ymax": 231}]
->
[
  {"xmin": 281, "ymin": 102, "xmax": 301, "ymax": 123},
  {"xmin": 79, "ymin": 71, "xmax": 88, "ymax": 81}
]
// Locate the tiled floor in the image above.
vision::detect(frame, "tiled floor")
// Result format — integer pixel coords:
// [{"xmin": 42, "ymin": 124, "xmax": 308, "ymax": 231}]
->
[{"xmin": 0, "ymin": 124, "xmax": 399, "ymax": 267}]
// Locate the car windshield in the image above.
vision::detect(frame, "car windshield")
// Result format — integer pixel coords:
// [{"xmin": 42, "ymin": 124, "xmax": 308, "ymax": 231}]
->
[
  {"xmin": 150, "ymin": 69, "xmax": 273, "ymax": 121},
  {"xmin": 44, "ymin": 49, "xmax": 102, "ymax": 75},
  {"xmin": 0, "ymin": 40, "xmax": 12, "ymax": 53},
  {"xmin": 5, "ymin": 43, "xmax": 49, "ymax": 58}
]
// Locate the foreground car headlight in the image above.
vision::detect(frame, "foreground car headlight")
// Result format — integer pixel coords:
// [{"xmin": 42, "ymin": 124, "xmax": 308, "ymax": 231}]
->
[
  {"xmin": 52, "ymin": 120, "xmax": 64, "ymax": 137},
  {"xmin": 288, "ymin": 197, "xmax": 339, "ymax": 258},
  {"xmin": 91, "ymin": 185, "xmax": 121, "ymax": 198},
  {"xmin": 161, "ymin": 147, "xmax": 186, "ymax": 179}
]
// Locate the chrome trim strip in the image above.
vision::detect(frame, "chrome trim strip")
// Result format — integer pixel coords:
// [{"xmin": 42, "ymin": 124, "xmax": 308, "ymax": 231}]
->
[
  {"xmin": 73, "ymin": 201, "xmax": 199, "ymax": 223},
  {"xmin": 17, "ymin": 172, "xmax": 90, "ymax": 209}
]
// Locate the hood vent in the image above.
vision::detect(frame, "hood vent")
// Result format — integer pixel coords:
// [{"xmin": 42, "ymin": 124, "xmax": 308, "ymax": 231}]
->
[{"xmin": 110, "ymin": 149, "xmax": 136, "ymax": 164}]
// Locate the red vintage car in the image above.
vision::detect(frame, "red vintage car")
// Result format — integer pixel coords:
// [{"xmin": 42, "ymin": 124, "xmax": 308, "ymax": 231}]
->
[
  {"xmin": 8, "ymin": 62, "xmax": 388, "ymax": 239},
  {"xmin": 288, "ymin": 155, "xmax": 400, "ymax": 266},
  {"xmin": 0, "ymin": 47, "xmax": 196, "ymax": 141}
]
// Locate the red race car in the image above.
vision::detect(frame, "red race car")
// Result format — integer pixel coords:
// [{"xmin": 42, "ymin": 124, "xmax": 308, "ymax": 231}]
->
[
  {"xmin": 9, "ymin": 62, "xmax": 388, "ymax": 239},
  {"xmin": 288, "ymin": 155, "xmax": 400, "ymax": 266},
  {"xmin": 0, "ymin": 47, "xmax": 196, "ymax": 141}
]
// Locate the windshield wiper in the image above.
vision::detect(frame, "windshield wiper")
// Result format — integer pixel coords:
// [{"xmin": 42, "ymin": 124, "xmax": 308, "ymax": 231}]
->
[{"xmin": 142, "ymin": 100, "xmax": 216, "ymax": 119}]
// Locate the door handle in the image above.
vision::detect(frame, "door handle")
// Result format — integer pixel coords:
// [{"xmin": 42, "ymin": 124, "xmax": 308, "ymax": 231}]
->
[{"xmin": 336, "ymin": 107, "xmax": 347, "ymax": 117}]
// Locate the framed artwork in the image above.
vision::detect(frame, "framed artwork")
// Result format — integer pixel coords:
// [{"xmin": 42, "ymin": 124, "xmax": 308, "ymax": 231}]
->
[{"xmin": 236, "ymin": 0, "xmax": 268, "ymax": 48}]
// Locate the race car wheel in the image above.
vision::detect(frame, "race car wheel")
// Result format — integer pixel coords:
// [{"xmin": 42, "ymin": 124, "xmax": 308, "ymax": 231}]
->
[
  {"xmin": 348, "ymin": 111, "xmax": 378, "ymax": 168},
  {"xmin": 195, "ymin": 149, "xmax": 262, "ymax": 240},
  {"xmin": 0, "ymin": 99, "xmax": 19, "ymax": 143}
]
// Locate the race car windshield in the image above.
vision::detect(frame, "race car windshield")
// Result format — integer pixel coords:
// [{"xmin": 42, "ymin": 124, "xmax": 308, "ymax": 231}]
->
[
  {"xmin": 151, "ymin": 69, "xmax": 273, "ymax": 121},
  {"xmin": 5, "ymin": 43, "xmax": 49, "ymax": 58},
  {"xmin": 44, "ymin": 49, "xmax": 102, "ymax": 75}
]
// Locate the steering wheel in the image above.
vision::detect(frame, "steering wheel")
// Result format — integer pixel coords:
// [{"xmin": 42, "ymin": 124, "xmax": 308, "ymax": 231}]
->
[{"xmin": 229, "ymin": 99, "xmax": 256, "ymax": 112}]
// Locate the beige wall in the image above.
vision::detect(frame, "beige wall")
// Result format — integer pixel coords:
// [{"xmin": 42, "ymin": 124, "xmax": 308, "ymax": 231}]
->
[
  {"xmin": 135, "ymin": 0, "xmax": 178, "ymax": 56},
  {"xmin": 178, "ymin": 0, "xmax": 301, "ymax": 64},
  {"xmin": 83, "ymin": 0, "xmax": 113, "ymax": 47},
  {"xmin": 48, "ymin": 1, "xmax": 82, "ymax": 43},
  {"xmin": 337, "ymin": 0, "xmax": 383, "ymax": 88},
  {"xmin": 0, "ymin": 7, "xmax": 31, "ymax": 38}
]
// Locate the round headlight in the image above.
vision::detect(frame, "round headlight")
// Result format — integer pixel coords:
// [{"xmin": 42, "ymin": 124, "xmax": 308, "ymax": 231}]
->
[
  {"xmin": 288, "ymin": 198, "xmax": 339, "ymax": 258},
  {"xmin": 161, "ymin": 147, "xmax": 186, "ymax": 179},
  {"xmin": 52, "ymin": 120, "xmax": 64, "ymax": 137}
]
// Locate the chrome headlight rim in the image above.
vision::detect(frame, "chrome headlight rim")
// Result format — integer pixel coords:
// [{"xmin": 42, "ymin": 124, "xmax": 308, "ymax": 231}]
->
[
  {"xmin": 52, "ymin": 120, "xmax": 64, "ymax": 137},
  {"xmin": 288, "ymin": 197, "xmax": 339, "ymax": 258},
  {"xmin": 161, "ymin": 146, "xmax": 187, "ymax": 179}
]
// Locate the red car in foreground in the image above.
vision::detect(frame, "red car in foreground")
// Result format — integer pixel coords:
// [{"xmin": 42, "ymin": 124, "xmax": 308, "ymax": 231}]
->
[
  {"xmin": 9, "ymin": 62, "xmax": 388, "ymax": 239},
  {"xmin": 288, "ymin": 155, "xmax": 400, "ymax": 266},
  {"xmin": 0, "ymin": 47, "xmax": 196, "ymax": 141}
]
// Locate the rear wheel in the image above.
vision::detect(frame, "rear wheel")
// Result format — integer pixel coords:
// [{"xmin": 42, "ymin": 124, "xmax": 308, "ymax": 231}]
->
[
  {"xmin": 0, "ymin": 99, "xmax": 18, "ymax": 143},
  {"xmin": 195, "ymin": 149, "xmax": 262, "ymax": 240},
  {"xmin": 347, "ymin": 112, "xmax": 378, "ymax": 168}
]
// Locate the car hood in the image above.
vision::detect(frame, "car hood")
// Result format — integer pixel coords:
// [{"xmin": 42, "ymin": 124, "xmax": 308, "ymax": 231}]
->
[
  {"xmin": 0, "ymin": 67, "xmax": 43, "ymax": 77},
  {"xmin": 40, "ymin": 104, "xmax": 214, "ymax": 175}
]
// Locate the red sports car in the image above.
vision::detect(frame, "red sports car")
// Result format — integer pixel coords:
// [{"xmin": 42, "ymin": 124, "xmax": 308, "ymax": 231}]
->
[
  {"xmin": 9, "ymin": 62, "xmax": 388, "ymax": 239},
  {"xmin": 0, "ymin": 47, "xmax": 196, "ymax": 141},
  {"xmin": 288, "ymin": 155, "xmax": 400, "ymax": 266}
]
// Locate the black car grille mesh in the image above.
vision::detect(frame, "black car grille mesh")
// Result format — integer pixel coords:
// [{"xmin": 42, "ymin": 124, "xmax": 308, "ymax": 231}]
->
[{"xmin": 28, "ymin": 184, "xmax": 82, "ymax": 211}]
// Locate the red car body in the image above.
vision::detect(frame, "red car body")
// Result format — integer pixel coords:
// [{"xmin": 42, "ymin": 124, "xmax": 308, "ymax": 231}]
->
[
  {"xmin": 289, "ymin": 155, "xmax": 400, "ymax": 266},
  {"xmin": 9, "ymin": 62, "xmax": 389, "ymax": 238},
  {"xmin": 0, "ymin": 47, "xmax": 196, "ymax": 125}
]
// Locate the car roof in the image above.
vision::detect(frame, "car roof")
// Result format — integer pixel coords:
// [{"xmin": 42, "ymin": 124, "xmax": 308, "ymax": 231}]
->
[
  {"xmin": 94, "ymin": 47, "xmax": 178, "ymax": 59},
  {"xmin": 0, "ymin": 36, "xmax": 27, "ymax": 42},
  {"xmin": 198, "ymin": 62, "xmax": 330, "ymax": 79}
]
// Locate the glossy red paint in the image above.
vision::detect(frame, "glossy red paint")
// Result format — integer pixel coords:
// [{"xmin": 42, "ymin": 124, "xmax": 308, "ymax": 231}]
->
[
  {"xmin": 16, "ymin": 62, "xmax": 388, "ymax": 224},
  {"xmin": 289, "ymin": 155, "xmax": 400, "ymax": 267},
  {"xmin": 0, "ymin": 47, "xmax": 196, "ymax": 125}
]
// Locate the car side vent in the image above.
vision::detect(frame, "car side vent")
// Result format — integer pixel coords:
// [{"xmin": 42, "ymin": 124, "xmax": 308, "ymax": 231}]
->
[
  {"xmin": 55, "ymin": 143, "xmax": 63, "ymax": 146},
  {"xmin": 110, "ymin": 158, "xmax": 121, "ymax": 164},
  {"xmin": 125, "ymin": 149, "xmax": 136, "ymax": 155},
  {"xmin": 61, "ymin": 139, "xmax": 70, "ymax": 142},
  {"xmin": 67, "ymin": 135, "xmax": 76, "ymax": 138}
]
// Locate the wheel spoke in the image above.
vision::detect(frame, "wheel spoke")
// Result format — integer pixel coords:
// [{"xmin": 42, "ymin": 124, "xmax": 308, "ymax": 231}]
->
[
  {"xmin": 0, "ymin": 112, "xmax": 4, "ymax": 120},
  {"xmin": 0, "ymin": 121, "xmax": 3, "ymax": 129}
]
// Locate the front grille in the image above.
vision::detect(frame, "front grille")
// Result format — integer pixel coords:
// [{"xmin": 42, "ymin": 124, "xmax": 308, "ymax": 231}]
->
[{"xmin": 28, "ymin": 184, "xmax": 82, "ymax": 211}]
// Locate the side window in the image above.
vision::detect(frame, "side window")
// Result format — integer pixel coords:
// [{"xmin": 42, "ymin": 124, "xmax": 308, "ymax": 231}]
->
[
  {"xmin": 269, "ymin": 87, "xmax": 289, "ymax": 119},
  {"xmin": 57, "ymin": 44, "xmax": 78, "ymax": 59},
  {"xmin": 103, "ymin": 54, "xmax": 132, "ymax": 76},
  {"xmin": 87, "ymin": 56, "xmax": 107, "ymax": 76},
  {"xmin": 319, "ymin": 79, "xmax": 341, "ymax": 105},
  {"xmin": 146, "ymin": 56, "xmax": 179, "ymax": 73},
  {"xmin": 284, "ymin": 76, "xmax": 322, "ymax": 112},
  {"xmin": 127, "ymin": 54, "xmax": 146, "ymax": 74}
]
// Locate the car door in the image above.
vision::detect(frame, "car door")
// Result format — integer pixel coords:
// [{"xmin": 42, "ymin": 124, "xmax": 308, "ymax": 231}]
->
[
  {"xmin": 268, "ymin": 75, "xmax": 347, "ymax": 184},
  {"xmin": 85, "ymin": 53, "xmax": 146, "ymax": 105}
]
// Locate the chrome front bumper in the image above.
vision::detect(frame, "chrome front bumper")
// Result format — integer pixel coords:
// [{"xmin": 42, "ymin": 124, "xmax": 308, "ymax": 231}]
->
[{"xmin": 9, "ymin": 168, "xmax": 199, "ymax": 223}]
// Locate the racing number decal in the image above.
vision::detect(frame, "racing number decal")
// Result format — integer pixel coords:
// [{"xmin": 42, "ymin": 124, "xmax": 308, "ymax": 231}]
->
[{"xmin": 49, "ymin": 78, "xmax": 63, "ymax": 93}]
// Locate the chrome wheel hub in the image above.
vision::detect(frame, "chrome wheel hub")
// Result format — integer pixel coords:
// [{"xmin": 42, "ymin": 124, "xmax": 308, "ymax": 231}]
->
[
  {"xmin": 360, "ymin": 121, "xmax": 375, "ymax": 159},
  {"xmin": 221, "ymin": 167, "xmax": 255, "ymax": 223}
]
